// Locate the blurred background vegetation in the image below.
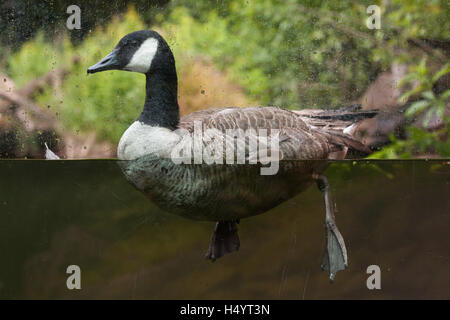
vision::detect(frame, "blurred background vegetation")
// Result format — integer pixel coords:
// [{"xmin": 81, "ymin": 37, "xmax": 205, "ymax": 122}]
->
[{"xmin": 0, "ymin": 0, "xmax": 448, "ymax": 158}]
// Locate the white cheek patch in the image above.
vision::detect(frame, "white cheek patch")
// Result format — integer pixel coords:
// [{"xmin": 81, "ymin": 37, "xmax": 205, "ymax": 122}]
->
[{"xmin": 125, "ymin": 38, "xmax": 159, "ymax": 73}]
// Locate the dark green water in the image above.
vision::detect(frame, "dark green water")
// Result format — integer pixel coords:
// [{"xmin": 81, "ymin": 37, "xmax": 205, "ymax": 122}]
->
[{"xmin": 0, "ymin": 160, "xmax": 448, "ymax": 299}]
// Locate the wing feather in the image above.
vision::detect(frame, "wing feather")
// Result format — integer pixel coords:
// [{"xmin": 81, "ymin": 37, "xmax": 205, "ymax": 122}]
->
[{"xmin": 178, "ymin": 106, "xmax": 374, "ymax": 160}]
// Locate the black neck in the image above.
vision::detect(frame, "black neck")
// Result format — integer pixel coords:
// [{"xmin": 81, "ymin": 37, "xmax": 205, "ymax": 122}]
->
[{"xmin": 138, "ymin": 72, "xmax": 179, "ymax": 129}]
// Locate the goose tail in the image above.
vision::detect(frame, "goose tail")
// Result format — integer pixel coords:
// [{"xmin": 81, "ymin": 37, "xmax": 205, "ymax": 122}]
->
[
  {"xmin": 294, "ymin": 104, "xmax": 378, "ymax": 155},
  {"xmin": 324, "ymin": 130, "xmax": 372, "ymax": 154},
  {"xmin": 294, "ymin": 104, "xmax": 377, "ymax": 129}
]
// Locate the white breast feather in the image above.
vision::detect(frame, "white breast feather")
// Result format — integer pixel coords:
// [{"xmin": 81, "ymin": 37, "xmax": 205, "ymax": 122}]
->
[{"xmin": 117, "ymin": 121, "xmax": 181, "ymax": 160}]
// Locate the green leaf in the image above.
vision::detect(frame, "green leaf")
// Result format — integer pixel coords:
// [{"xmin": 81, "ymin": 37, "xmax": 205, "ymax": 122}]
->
[
  {"xmin": 405, "ymin": 100, "xmax": 430, "ymax": 117},
  {"xmin": 398, "ymin": 73, "xmax": 417, "ymax": 87},
  {"xmin": 421, "ymin": 90, "xmax": 435, "ymax": 100},
  {"xmin": 399, "ymin": 85, "xmax": 423, "ymax": 103},
  {"xmin": 439, "ymin": 89, "xmax": 450, "ymax": 100},
  {"xmin": 432, "ymin": 63, "xmax": 450, "ymax": 83}
]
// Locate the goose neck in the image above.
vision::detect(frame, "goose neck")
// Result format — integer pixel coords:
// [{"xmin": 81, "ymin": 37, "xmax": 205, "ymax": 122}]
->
[{"xmin": 138, "ymin": 72, "xmax": 179, "ymax": 130}]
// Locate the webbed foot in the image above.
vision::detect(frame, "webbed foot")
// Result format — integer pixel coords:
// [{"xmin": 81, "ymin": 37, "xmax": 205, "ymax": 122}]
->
[
  {"xmin": 314, "ymin": 174, "xmax": 348, "ymax": 281},
  {"xmin": 321, "ymin": 218, "xmax": 348, "ymax": 281},
  {"xmin": 205, "ymin": 220, "xmax": 240, "ymax": 261}
]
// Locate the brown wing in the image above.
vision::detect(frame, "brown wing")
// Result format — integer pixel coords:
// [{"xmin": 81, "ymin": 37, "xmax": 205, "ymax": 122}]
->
[{"xmin": 179, "ymin": 106, "xmax": 333, "ymax": 160}]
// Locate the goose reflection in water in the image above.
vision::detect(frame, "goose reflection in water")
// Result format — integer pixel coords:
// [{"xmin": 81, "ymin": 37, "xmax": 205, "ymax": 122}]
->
[{"xmin": 86, "ymin": 30, "xmax": 378, "ymax": 281}]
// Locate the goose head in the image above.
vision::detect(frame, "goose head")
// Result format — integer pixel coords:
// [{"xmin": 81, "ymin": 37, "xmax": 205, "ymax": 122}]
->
[{"xmin": 87, "ymin": 30, "xmax": 175, "ymax": 75}]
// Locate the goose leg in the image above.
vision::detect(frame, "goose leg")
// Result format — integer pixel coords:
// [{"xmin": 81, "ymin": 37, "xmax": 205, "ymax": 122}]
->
[
  {"xmin": 313, "ymin": 174, "xmax": 348, "ymax": 281},
  {"xmin": 205, "ymin": 220, "xmax": 240, "ymax": 261}
]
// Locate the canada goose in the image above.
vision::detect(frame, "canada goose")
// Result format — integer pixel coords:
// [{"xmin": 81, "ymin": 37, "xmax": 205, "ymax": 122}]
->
[{"xmin": 87, "ymin": 30, "xmax": 376, "ymax": 281}]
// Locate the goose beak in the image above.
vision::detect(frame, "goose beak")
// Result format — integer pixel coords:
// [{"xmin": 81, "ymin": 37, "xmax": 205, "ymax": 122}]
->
[{"xmin": 87, "ymin": 49, "xmax": 120, "ymax": 74}]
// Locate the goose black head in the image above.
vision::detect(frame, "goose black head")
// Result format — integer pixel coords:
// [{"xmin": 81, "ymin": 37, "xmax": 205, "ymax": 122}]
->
[{"xmin": 87, "ymin": 30, "xmax": 175, "ymax": 75}]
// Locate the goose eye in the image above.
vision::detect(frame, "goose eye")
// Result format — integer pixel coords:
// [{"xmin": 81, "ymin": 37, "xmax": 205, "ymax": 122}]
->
[{"xmin": 121, "ymin": 39, "xmax": 136, "ymax": 47}]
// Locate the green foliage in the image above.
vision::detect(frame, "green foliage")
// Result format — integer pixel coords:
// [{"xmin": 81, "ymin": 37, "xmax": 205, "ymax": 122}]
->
[
  {"xmin": 373, "ymin": 0, "xmax": 450, "ymax": 65},
  {"xmin": 370, "ymin": 61, "xmax": 450, "ymax": 158},
  {"xmin": 162, "ymin": 0, "xmax": 381, "ymax": 108},
  {"xmin": 7, "ymin": 34, "xmax": 60, "ymax": 87},
  {"xmin": 386, "ymin": 0, "xmax": 450, "ymax": 39},
  {"xmin": 401, "ymin": 60, "xmax": 449, "ymax": 124},
  {"xmin": 161, "ymin": 0, "xmax": 449, "ymax": 109}
]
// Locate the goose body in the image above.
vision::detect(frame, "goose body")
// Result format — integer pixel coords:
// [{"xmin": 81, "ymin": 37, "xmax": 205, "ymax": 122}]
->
[
  {"xmin": 87, "ymin": 30, "xmax": 376, "ymax": 280},
  {"xmin": 120, "ymin": 154, "xmax": 327, "ymax": 221}
]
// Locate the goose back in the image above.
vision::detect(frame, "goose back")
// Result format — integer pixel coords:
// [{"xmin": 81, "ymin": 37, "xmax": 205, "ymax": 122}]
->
[{"xmin": 179, "ymin": 106, "xmax": 371, "ymax": 161}]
